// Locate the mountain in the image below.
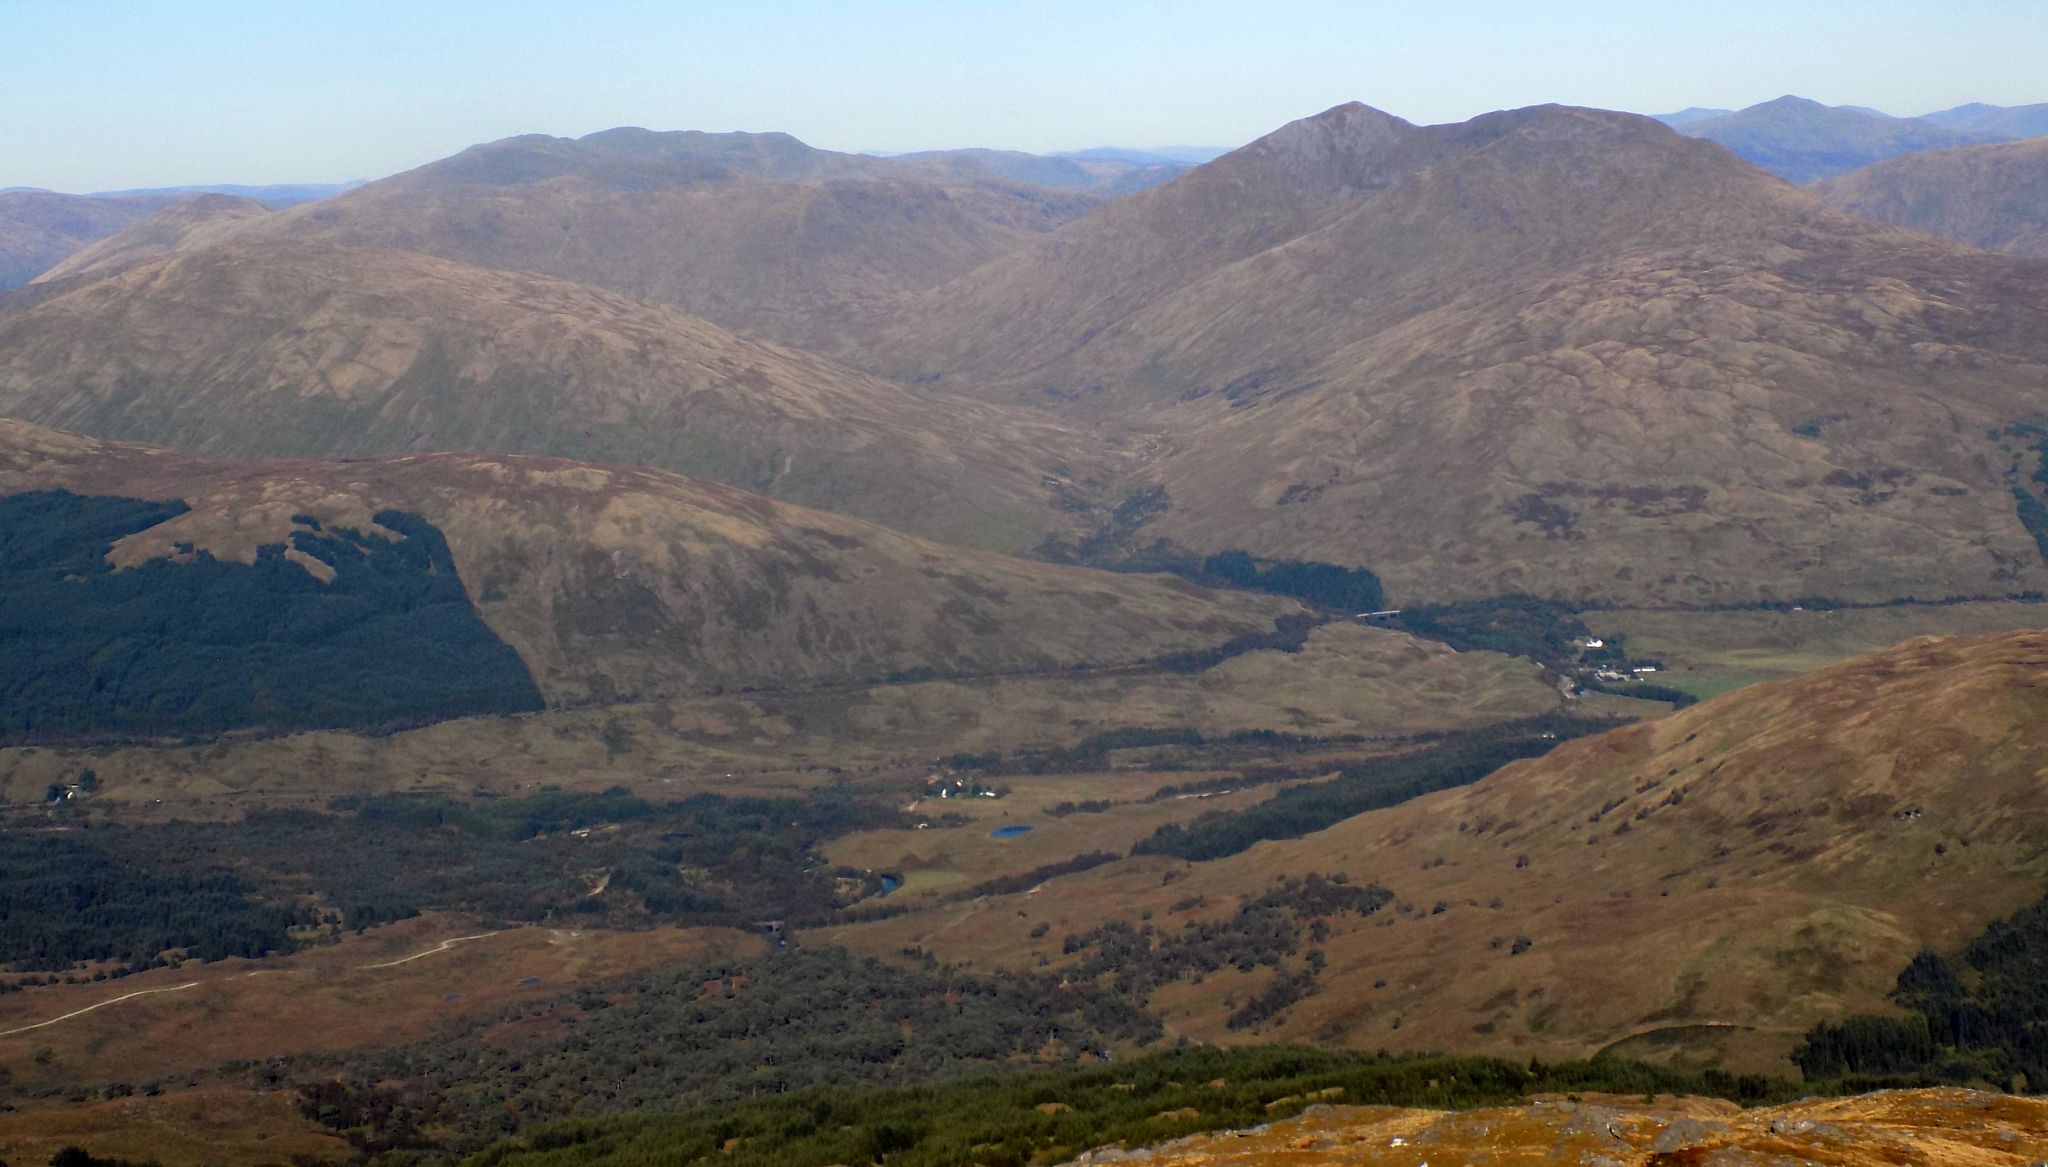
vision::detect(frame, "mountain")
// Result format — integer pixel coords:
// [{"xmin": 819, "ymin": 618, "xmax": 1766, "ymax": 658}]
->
[
  {"xmin": 891, "ymin": 147, "xmax": 1190, "ymax": 195},
  {"xmin": 1816, "ymin": 135, "xmax": 2048, "ymax": 258},
  {"xmin": 1057, "ymin": 146, "xmax": 1235, "ymax": 166},
  {"xmin": 35, "ymin": 193, "xmax": 273, "ymax": 282},
  {"xmin": 1650, "ymin": 106, "xmax": 1734, "ymax": 128},
  {"xmin": 26, "ymin": 106, "xmax": 2048, "ymax": 608},
  {"xmin": 830, "ymin": 628, "xmax": 2048, "ymax": 1069},
  {"xmin": 0, "ymin": 419, "xmax": 1299, "ymax": 712},
  {"xmin": 835, "ymin": 102, "xmax": 2048, "ymax": 605},
  {"xmin": 172, "ymin": 127, "xmax": 1103, "ymax": 349},
  {"xmin": 85, "ymin": 181, "xmax": 362, "ymax": 207},
  {"xmin": 839, "ymin": 101, "xmax": 1462, "ymax": 392},
  {"xmin": 0, "ymin": 240, "xmax": 1104, "ymax": 555},
  {"xmin": 1921, "ymin": 101, "xmax": 2048, "ymax": 140},
  {"xmin": 0, "ymin": 190, "xmax": 180, "ymax": 288},
  {"xmin": 1671, "ymin": 96, "xmax": 2001, "ymax": 183}
]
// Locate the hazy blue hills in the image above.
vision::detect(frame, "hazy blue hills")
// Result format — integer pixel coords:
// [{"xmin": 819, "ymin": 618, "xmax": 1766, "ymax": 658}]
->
[{"xmin": 1654, "ymin": 96, "xmax": 2048, "ymax": 183}]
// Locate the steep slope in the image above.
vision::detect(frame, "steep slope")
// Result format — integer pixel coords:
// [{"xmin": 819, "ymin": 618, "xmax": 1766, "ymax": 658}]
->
[
  {"xmin": 0, "ymin": 419, "xmax": 1300, "ymax": 708},
  {"xmin": 840, "ymin": 102, "xmax": 1456, "ymax": 387},
  {"xmin": 196, "ymin": 127, "xmax": 1101, "ymax": 348},
  {"xmin": 0, "ymin": 240, "xmax": 1103, "ymax": 555},
  {"xmin": 36, "ymin": 192, "xmax": 273, "ymax": 281},
  {"xmin": 833, "ymin": 629, "xmax": 2048, "ymax": 1070},
  {"xmin": 1674, "ymin": 96, "xmax": 1999, "ymax": 183},
  {"xmin": 857, "ymin": 104, "xmax": 2048, "ymax": 605},
  {"xmin": 0, "ymin": 190, "xmax": 179, "ymax": 288},
  {"xmin": 1816, "ymin": 136, "xmax": 2048, "ymax": 258}
]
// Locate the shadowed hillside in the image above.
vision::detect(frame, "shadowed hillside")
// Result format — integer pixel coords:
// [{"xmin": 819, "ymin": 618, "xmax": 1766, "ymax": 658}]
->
[
  {"xmin": 35, "ymin": 192, "xmax": 272, "ymax": 282},
  {"xmin": 0, "ymin": 190, "xmax": 179, "ymax": 288}
]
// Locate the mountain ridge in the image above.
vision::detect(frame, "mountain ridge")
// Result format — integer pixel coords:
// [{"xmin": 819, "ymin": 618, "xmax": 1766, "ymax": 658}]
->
[
  {"xmin": 0, "ymin": 239, "xmax": 1110, "ymax": 556},
  {"xmin": 828, "ymin": 103, "xmax": 2048, "ymax": 604}
]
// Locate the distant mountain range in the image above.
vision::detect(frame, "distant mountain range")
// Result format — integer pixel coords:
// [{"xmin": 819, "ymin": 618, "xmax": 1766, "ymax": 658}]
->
[
  {"xmin": 84, "ymin": 180, "xmax": 365, "ymax": 207},
  {"xmin": 19, "ymin": 104, "xmax": 2048, "ymax": 606},
  {"xmin": 1654, "ymin": 95, "xmax": 2048, "ymax": 182}
]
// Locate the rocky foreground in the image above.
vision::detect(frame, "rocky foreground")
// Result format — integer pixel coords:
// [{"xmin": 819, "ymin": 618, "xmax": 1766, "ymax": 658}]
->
[{"xmin": 1066, "ymin": 1089, "xmax": 2048, "ymax": 1166}]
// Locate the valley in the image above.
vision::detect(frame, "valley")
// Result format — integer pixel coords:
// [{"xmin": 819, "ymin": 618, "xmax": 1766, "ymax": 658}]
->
[{"xmin": 4, "ymin": 44, "xmax": 2048, "ymax": 1166}]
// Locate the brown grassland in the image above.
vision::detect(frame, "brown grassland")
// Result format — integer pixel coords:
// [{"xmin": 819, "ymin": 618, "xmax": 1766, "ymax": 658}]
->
[
  {"xmin": 817, "ymin": 630, "xmax": 2048, "ymax": 1075},
  {"xmin": 0, "ymin": 915, "xmax": 760, "ymax": 1090}
]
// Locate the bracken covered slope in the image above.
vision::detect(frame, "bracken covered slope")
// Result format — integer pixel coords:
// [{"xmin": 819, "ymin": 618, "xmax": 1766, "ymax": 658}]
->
[
  {"xmin": 1817, "ymin": 136, "xmax": 2048, "ymax": 259},
  {"xmin": 0, "ymin": 420, "xmax": 1299, "ymax": 706},
  {"xmin": 0, "ymin": 240, "xmax": 1107, "ymax": 555},
  {"xmin": 847, "ymin": 104, "xmax": 2048, "ymax": 604}
]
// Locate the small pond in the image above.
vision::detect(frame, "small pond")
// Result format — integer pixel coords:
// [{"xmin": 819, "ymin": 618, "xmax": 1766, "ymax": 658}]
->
[{"xmin": 988, "ymin": 825, "xmax": 1033, "ymax": 840}]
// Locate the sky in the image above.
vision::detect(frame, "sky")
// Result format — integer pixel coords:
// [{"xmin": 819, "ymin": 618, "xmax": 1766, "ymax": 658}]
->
[{"xmin": 5, "ymin": 0, "xmax": 2048, "ymax": 192}]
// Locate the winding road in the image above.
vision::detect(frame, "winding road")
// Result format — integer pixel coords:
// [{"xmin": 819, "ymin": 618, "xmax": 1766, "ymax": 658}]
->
[
  {"xmin": 0, "ymin": 930, "xmax": 509, "ymax": 1039},
  {"xmin": 0, "ymin": 981, "xmax": 201, "ymax": 1038}
]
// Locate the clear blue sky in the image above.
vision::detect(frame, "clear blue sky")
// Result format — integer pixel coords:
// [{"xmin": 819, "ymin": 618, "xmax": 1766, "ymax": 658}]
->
[{"xmin": 5, "ymin": 0, "xmax": 2046, "ymax": 192}]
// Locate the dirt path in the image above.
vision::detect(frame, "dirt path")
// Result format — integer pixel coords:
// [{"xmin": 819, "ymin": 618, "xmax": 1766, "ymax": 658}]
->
[
  {"xmin": 355, "ymin": 930, "xmax": 502, "ymax": 970},
  {"xmin": 0, "ymin": 981, "xmax": 201, "ymax": 1038}
]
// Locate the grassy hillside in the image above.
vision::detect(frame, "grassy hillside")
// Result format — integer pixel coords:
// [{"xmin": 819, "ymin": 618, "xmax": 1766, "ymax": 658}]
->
[
  {"xmin": 152, "ymin": 127, "xmax": 1102, "ymax": 349},
  {"xmin": 821, "ymin": 630, "xmax": 2048, "ymax": 1071},
  {"xmin": 1817, "ymin": 135, "xmax": 2048, "ymax": 258},
  {"xmin": 0, "ymin": 244, "xmax": 1105, "ymax": 556},
  {"xmin": 34, "ymin": 192, "xmax": 271, "ymax": 281}
]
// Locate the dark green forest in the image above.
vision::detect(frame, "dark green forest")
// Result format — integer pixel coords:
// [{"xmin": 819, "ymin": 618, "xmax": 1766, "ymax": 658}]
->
[
  {"xmin": 0, "ymin": 490, "xmax": 542, "ymax": 740},
  {"xmin": 1795, "ymin": 881, "xmax": 2048, "ymax": 1089},
  {"xmin": 0, "ymin": 788, "xmax": 910, "ymax": 973},
  {"xmin": 1190, "ymin": 550, "xmax": 1386, "ymax": 613},
  {"xmin": 1134, "ymin": 720, "xmax": 1607, "ymax": 862},
  {"xmin": 0, "ymin": 832, "xmax": 309, "ymax": 973},
  {"xmin": 298, "ymin": 947, "xmax": 1160, "ymax": 1151}
]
